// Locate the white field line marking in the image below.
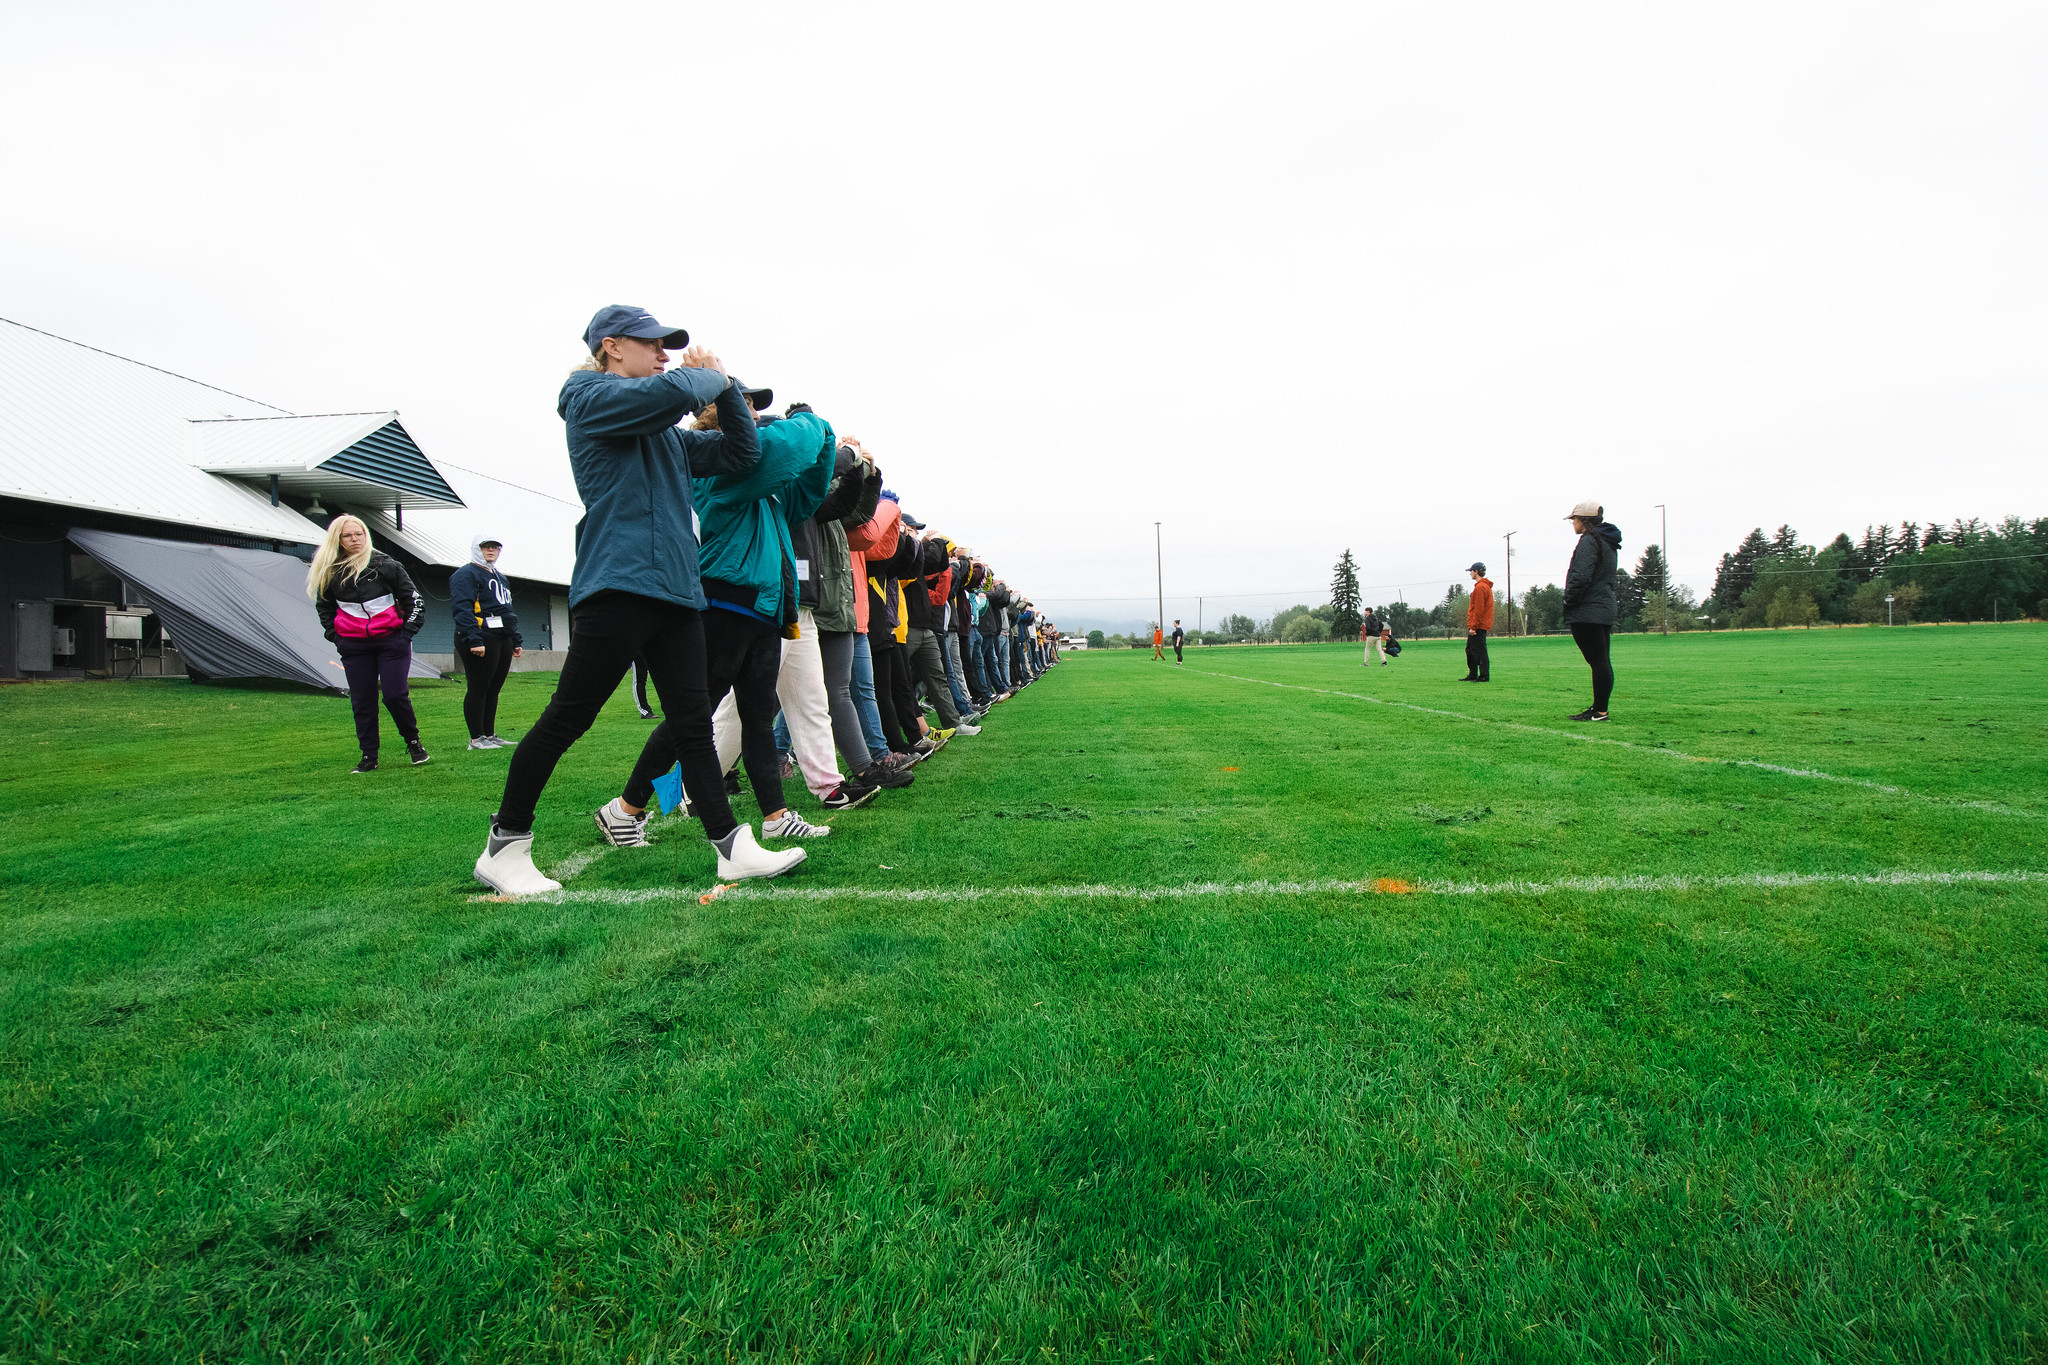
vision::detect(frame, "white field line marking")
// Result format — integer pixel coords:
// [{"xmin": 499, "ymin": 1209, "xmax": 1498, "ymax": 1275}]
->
[
  {"xmin": 470, "ymin": 868, "xmax": 2048, "ymax": 906},
  {"xmin": 1184, "ymin": 667, "xmax": 2043, "ymax": 820},
  {"xmin": 546, "ymin": 812, "xmax": 687, "ymax": 880}
]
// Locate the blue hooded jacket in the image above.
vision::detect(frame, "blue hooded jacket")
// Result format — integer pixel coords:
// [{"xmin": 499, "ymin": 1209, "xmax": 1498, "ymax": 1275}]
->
[{"xmin": 556, "ymin": 366, "xmax": 760, "ymax": 609}]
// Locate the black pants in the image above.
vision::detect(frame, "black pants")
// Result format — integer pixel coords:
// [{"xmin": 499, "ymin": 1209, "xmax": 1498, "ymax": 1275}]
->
[
  {"xmin": 1571, "ymin": 623, "xmax": 1613, "ymax": 712},
  {"xmin": 460, "ymin": 636, "xmax": 514, "ymax": 738},
  {"xmin": 338, "ymin": 635, "xmax": 419, "ymax": 756},
  {"xmin": 1173, "ymin": 640, "xmax": 1183, "ymax": 662},
  {"xmin": 870, "ymin": 635, "xmax": 920, "ymax": 752},
  {"xmin": 1464, "ymin": 628, "xmax": 1489, "ymax": 680},
  {"xmin": 626, "ymin": 610, "xmax": 784, "ymax": 818},
  {"xmin": 496, "ymin": 591, "xmax": 737, "ymax": 839}
]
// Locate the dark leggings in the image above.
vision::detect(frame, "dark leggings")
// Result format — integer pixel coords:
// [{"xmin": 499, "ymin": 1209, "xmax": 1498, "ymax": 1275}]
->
[
  {"xmin": 626, "ymin": 610, "xmax": 784, "ymax": 819},
  {"xmin": 496, "ymin": 591, "xmax": 737, "ymax": 840},
  {"xmin": 869, "ymin": 636, "xmax": 920, "ymax": 752},
  {"xmin": 337, "ymin": 634, "xmax": 419, "ymax": 756},
  {"xmin": 1464, "ymin": 628, "xmax": 1489, "ymax": 680},
  {"xmin": 1571, "ymin": 623, "xmax": 1613, "ymax": 712},
  {"xmin": 460, "ymin": 636, "xmax": 513, "ymax": 737}
]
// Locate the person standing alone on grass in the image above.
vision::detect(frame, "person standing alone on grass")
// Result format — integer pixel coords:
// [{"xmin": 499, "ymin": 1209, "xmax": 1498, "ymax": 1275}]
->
[
  {"xmin": 450, "ymin": 536, "xmax": 522, "ymax": 747},
  {"xmin": 1152, "ymin": 623, "xmax": 1165, "ymax": 660},
  {"xmin": 1360, "ymin": 607, "xmax": 1386, "ymax": 666},
  {"xmin": 310, "ymin": 514, "xmax": 428, "ymax": 772},
  {"xmin": 1459, "ymin": 563, "xmax": 1493, "ymax": 682},
  {"xmin": 1561, "ymin": 500, "xmax": 1621, "ymax": 721},
  {"xmin": 1171, "ymin": 619, "xmax": 1184, "ymax": 664},
  {"xmin": 473, "ymin": 305, "xmax": 806, "ymax": 898}
]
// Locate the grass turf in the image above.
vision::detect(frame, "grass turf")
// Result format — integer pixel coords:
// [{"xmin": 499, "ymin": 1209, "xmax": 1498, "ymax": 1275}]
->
[{"xmin": 2, "ymin": 625, "xmax": 2045, "ymax": 1362}]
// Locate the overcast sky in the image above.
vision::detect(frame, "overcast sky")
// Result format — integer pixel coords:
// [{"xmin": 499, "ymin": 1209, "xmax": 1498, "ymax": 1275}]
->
[{"xmin": 4, "ymin": 1, "xmax": 2044, "ymax": 627}]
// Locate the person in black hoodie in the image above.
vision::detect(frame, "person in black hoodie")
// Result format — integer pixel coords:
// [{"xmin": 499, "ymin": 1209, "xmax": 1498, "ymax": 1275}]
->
[
  {"xmin": 1560, "ymin": 500, "xmax": 1623, "ymax": 721},
  {"xmin": 307, "ymin": 514, "xmax": 428, "ymax": 772},
  {"xmin": 450, "ymin": 534, "xmax": 523, "ymax": 749}
]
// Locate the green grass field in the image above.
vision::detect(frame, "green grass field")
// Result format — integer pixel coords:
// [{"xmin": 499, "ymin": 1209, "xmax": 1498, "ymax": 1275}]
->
[{"xmin": 4, "ymin": 626, "xmax": 2045, "ymax": 1363}]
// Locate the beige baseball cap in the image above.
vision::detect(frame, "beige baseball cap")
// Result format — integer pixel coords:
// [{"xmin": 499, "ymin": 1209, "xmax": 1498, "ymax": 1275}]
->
[{"xmin": 1566, "ymin": 500, "xmax": 1603, "ymax": 520}]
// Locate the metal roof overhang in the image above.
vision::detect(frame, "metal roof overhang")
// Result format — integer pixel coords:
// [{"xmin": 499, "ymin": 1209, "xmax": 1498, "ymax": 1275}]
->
[{"xmin": 194, "ymin": 413, "xmax": 464, "ymax": 511}]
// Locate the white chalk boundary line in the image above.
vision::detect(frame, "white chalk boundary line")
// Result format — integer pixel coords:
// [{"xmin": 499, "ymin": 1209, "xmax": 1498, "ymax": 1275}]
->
[
  {"xmin": 472, "ymin": 867, "xmax": 2048, "ymax": 906},
  {"xmin": 1183, "ymin": 667, "xmax": 2044, "ymax": 821}
]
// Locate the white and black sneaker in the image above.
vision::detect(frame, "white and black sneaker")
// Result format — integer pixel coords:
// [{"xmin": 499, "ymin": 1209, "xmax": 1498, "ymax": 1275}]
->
[
  {"xmin": 485, "ymin": 734, "xmax": 514, "ymax": 748},
  {"xmin": 821, "ymin": 781, "xmax": 877, "ymax": 811},
  {"xmin": 468, "ymin": 737, "xmax": 494, "ymax": 750},
  {"xmin": 592, "ymin": 797, "xmax": 649, "ymax": 847},
  {"xmin": 406, "ymin": 738, "xmax": 431, "ymax": 765},
  {"xmin": 350, "ymin": 754, "xmax": 377, "ymax": 774},
  {"xmin": 762, "ymin": 810, "xmax": 831, "ymax": 839}
]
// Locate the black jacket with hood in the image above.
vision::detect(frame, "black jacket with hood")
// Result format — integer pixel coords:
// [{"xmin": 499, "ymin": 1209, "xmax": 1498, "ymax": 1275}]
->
[
  {"xmin": 1562, "ymin": 522, "xmax": 1624, "ymax": 626},
  {"xmin": 316, "ymin": 551, "xmax": 424, "ymax": 645},
  {"xmin": 449, "ymin": 536, "xmax": 522, "ymax": 649}
]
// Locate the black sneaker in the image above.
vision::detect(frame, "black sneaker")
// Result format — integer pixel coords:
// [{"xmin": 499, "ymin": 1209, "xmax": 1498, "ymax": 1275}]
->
[
  {"xmin": 822, "ymin": 780, "xmax": 878, "ymax": 811},
  {"xmin": 859, "ymin": 759, "xmax": 914, "ymax": 790},
  {"xmin": 1568, "ymin": 709, "xmax": 1609, "ymax": 722},
  {"xmin": 351, "ymin": 754, "xmax": 378, "ymax": 774},
  {"xmin": 406, "ymin": 738, "xmax": 431, "ymax": 765}
]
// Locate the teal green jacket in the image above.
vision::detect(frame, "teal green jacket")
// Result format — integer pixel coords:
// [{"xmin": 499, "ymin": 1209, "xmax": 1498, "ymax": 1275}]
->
[{"xmin": 692, "ymin": 412, "xmax": 837, "ymax": 624}]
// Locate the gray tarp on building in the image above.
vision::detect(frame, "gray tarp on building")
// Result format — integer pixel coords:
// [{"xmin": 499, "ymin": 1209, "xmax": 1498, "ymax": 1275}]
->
[{"xmin": 67, "ymin": 528, "xmax": 437, "ymax": 692}]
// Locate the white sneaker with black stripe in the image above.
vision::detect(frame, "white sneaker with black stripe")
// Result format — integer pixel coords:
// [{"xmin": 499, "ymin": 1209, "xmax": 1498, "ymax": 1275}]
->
[
  {"xmin": 761, "ymin": 810, "xmax": 830, "ymax": 839},
  {"xmin": 592, "ymin": 797, "xmax": 649, "ymax": 847}
]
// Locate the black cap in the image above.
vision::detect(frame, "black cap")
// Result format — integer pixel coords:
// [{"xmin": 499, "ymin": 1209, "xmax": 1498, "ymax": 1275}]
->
[
  {"xmin": 1469, "ymin": 562, "xmax": 1487, "ymax": 574},
  {"xmin": 738, "ymin": 382, "xmax": 773, "ymax": 411},
  {"xmin": 583, "ymin": 304, "xmax": 688, "ymax": 354}
]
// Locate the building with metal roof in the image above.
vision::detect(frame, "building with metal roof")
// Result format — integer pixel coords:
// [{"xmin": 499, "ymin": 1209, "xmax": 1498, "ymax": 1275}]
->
[{"xmin": 1, "ymin": 316, "xmax": 576, "ymax": 684}]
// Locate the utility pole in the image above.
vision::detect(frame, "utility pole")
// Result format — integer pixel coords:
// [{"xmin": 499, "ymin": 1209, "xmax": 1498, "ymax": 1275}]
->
[
  {"xmin": 1503, "ymin": 531, "xmax": 1516, "ymax": 636},
  {"xmin": 1198, "ymin": 596, "xmax": 1203, "ymax": 638},
  {"xmin": 1154, "ymin": 521, "xmax": 1163, "ymax": 658}
]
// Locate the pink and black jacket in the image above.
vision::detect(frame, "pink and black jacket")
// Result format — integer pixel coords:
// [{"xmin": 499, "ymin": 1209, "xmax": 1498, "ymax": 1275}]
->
[{"xmin": 317, "ymin": 551, "xmax": 424, "ymax": 645}]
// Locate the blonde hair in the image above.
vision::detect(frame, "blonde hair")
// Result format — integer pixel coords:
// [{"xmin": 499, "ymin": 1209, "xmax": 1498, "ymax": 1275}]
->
[
  {"xmin": 691, "ymin": 403, "xmax": 720, "ymax": 431},
  {"xmin": 305, "ymin": 514, "xmax": 373, "ymax": 600},
  {"xmin": 573, "ymin": 350, "xmax": 605, "ymax": 373}
]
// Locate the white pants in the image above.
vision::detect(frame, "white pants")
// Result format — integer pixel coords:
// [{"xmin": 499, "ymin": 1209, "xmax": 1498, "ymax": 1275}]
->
[
  {"xmin": 1365, "ymin": 636, "xmax": 1388, "ymax": 664},
  {"xmin": 712, "ymin": 607, "xmax": 841, "ymax": 800}
]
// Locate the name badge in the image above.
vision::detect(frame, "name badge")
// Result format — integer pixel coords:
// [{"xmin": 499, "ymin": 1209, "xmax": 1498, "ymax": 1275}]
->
[
  {"xmin": 485, "ymin": 615, "xmax": 504, "ymax": 629},
  {"xmin": 793, "ymin": 559, "xmax": 809, "ymax": 578}
]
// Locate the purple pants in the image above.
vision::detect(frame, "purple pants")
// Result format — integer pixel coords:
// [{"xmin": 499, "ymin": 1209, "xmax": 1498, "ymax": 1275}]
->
[{"xmin": 337, "ymin": 634, "xmax": 420, "ymax": 756}]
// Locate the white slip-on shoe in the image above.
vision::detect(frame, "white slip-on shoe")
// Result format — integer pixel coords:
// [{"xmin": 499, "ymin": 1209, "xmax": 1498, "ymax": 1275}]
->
[
  {"xmin": 474, "ymin": 827, "xmax": 562, "ymax": 896},
  {"xmin": 952, "ymin": 722, "xmax": 982, "ymax": 736},
  {"xmin": 592, "ymin": 797, "xmax": 649, "ymax": 847},
  {"xmin": 714, "ymin": 824, "xmax": 807, "ymax": 881},
  {"xmin": 762, "ymin": 810, "xmax": 831, "ymax": 839}
]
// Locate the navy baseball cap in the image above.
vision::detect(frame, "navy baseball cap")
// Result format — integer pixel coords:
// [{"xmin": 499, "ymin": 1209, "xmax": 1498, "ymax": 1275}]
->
[
  {"xmin": 738, "ymin": 383, "xmax": 773, "ymax": 411},
  {"xmin": 1469, "ymin": 561, "xmax": 1487, "ymax": 574},
  {"xmin": 582, "ymin": 305, "xmax": 688, "ymax": 354}
]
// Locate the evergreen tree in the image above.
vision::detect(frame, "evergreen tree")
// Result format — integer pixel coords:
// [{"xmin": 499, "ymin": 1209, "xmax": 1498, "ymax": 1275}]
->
[
  {"xmin": 1713, "ymin": 528, "xmax": 1770, "ymax": 605},
  {"xmin": 1634, "ymin": 543, "xmax": 1669, "ymax": 596},
  {"xmin": 1770, "ymin": 524, "xmax": 1801, "ymax": 556},
  {"xmin": 1328, "ymin": 549, "xmax": 1362, "ymax": 642},
  {"xmin": 1632, "ymin": 544, "xmax": 1667, "ymax": 631},
  {"xmin": 1899, "ymin": 522, "xmax": 1921, "ymax": 555},
  {"xmin": 1923, "ymin": 523, "xmax": 1944, "ymax": 548}
]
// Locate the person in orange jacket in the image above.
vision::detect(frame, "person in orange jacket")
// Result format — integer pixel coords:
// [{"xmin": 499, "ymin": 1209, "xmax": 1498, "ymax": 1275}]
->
[
  {"xmin": 1460, "ymin": 562, "xmax": 1495, "ymax": 682},
  {"xmin": 1152, "ymin": 624, "xmax": 1165, "ymax": 660}
]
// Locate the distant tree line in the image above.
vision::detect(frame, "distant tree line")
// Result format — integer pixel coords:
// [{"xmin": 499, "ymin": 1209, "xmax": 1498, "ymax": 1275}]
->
[{"xmin": 1092, "ymin": 517, "xmax": 2044, "ymax": 649}]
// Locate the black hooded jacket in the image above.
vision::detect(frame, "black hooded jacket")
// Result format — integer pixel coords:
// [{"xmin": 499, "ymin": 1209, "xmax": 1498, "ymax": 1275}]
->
[{"xmin": 1562, "ymin": 522, "xmax": 1624, "ymax": 626}]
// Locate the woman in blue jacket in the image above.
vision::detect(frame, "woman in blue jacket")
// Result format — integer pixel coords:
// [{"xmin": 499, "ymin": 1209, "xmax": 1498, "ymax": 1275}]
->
[{"xmin": 450, "ymin": 535, "xmax": 523, "ymax": 749}]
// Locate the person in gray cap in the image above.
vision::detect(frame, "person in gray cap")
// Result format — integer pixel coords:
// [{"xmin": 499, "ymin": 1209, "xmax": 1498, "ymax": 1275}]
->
[
  {"xmin": 1459, "ymin": 561, "xmax": 1494, "ymax": 682},
  {"xmin": 1560, "ymin": 500, "xmax": 1622, "ymax": 720},
  {"xmin": 473, "ymin": 305, "xmax": 806, "ymax": 896}
]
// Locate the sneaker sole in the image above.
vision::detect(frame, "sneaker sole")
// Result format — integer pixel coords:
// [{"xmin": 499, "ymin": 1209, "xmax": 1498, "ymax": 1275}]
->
[{"xmin": 824, "ymin": 789, "xmax": 878, "ymax": 812}]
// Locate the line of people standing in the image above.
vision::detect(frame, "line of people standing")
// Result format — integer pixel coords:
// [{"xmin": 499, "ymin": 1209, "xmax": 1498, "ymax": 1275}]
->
[{"xmin": 306, "ymin": 303, "xmax": 1061, "ymax": 896}]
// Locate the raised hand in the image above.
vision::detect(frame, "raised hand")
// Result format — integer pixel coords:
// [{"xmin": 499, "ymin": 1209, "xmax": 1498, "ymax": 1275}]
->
[{"xmin": 678, "ymin": 344, "xmax": 727, "ymax": 377}]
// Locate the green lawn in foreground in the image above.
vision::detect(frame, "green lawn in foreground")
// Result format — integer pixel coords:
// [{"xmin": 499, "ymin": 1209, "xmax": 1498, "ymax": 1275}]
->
[{"xmin": 2, "ymin": 625, "xmax": 2045, "ymax": 1362}]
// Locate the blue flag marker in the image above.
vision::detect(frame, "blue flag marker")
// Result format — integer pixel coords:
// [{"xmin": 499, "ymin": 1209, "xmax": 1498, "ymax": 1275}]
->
[{"xmin": 650, "ymin": 761, "xmax": 684, "ymax": 816}]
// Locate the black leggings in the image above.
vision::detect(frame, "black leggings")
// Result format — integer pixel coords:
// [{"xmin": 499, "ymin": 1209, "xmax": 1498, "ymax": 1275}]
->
[
  {"xmin": 1571, "ymin": 623, "xmax": 1613, "ymax": 712},
  {"xmin": 496, "ymin": 591, "xmax": 737, "ymax": 839},
  {"xmin": 869, "ymin": 636, "xmax": 920, "ymax": 752},
  {"xmin": 626, "ymin": 610, "xmax": 784, "ymax": 819},
  {"xmin": 460, "ymin": 636, "xmax": 513, "ymax": 738}
]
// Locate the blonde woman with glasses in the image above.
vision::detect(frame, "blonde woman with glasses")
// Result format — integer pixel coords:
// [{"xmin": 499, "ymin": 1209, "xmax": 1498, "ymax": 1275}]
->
[{"xmin": 306, "ymin": 514, "xmax": 428, "ymax": 772}]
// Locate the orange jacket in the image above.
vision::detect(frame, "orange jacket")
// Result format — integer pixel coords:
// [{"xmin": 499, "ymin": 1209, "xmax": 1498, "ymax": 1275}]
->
[
  {"xmin": 1468, "ymin": 578, "xmax": 1495, "ymax": 631},
  {"xmin": 844, "ymin": 500, "xmax": 901, "ymax": 636}
]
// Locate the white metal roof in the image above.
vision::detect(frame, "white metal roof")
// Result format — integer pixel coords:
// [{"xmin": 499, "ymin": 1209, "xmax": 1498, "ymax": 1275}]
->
[
  {"xmin": 0, "ymin": 316, "xmax": 577, "ymax": 587},
  {"xmin": 189, "ymin": 411, "xmax": 395, "ymax": 471}
]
